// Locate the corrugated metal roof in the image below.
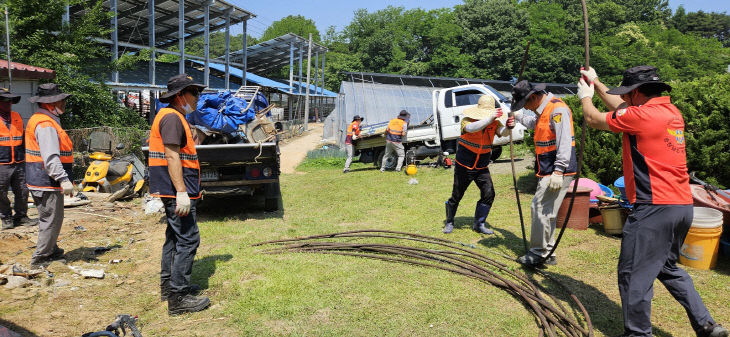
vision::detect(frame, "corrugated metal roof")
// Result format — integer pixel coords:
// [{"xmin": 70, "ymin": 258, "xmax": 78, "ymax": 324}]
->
[
  {"xmin": 224, "ymin": 33, "xmax": 327, "ymax": 74},
  {"xmin": 70, "ymin": 0, "xmax": 254, "ymax": 49},
  {"xmin": 0, "ymin": 60, "xmax": 55, "ymax": 80}
]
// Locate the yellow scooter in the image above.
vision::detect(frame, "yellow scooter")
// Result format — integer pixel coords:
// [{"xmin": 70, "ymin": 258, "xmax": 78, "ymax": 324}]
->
[{"xmin": 81, "ymin": 130, "xmax": 146, "ymax": 199}]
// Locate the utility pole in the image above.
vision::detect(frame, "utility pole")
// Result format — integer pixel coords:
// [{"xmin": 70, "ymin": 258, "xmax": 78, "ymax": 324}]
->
[
  {"xmin": 303, "ymin": 33, "xmax": 312, "ymax": 131},
  {"xmin": 4, "ymin": 6, "xmax": 11, "ymax": 91}
]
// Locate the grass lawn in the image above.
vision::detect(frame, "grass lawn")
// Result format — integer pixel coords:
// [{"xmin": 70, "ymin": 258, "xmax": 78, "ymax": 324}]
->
[{"xmin": 188, "ymin": 158, "xmax": 730, "ymax": 336}]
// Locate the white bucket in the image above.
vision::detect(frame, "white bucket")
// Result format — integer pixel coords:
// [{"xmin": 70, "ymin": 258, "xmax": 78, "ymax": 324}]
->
[{"xmin": 692, "ymin": 207, "xmax": 723, "ymax": 229}]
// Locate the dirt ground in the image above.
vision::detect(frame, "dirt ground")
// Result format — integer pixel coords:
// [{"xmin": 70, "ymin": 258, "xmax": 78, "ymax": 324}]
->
[
  {"xmin": 278, "ymin": 122, "xmax": 324, "ymax": 174},
  {"xmin": 0, "ymin": 128, "xmax": 327, "ymax": 336}
]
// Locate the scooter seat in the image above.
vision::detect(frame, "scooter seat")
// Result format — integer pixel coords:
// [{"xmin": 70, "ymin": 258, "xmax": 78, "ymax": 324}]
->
[{"xmin": 108, "ymin": 160, "xmax": 130, "ymax": 177}]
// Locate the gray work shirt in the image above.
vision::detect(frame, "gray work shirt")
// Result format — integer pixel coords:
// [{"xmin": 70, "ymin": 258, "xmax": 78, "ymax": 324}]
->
[
  {"xmin": 515, "ymin": 93, "xmax": 574, "ymax": 172},
  {"xmin": 29, "ymin": 108, "xmax": 69, "ymax": 191}
]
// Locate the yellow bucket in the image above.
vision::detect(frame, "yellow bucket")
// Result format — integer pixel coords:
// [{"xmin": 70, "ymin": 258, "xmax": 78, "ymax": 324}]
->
[
  {"xmin": 600, "ymin": 207, "xmax": 627, "ymax": 235},
  {"xmin": 679, "ymin": 207, "xmax": 723, "ymax": 270}
]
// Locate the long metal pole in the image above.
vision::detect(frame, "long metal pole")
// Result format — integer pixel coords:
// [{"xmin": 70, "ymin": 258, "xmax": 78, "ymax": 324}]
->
[
  {"xmin": 321, "ymin": 53, "xmax": 326, "ymax": 95},
  {"xmin": 178, "ymin": 0, "xmax": 185, "ymax": 74},
  {"xmin": 148, "ymin": 0, "xmax": 155, "ymax": 86},
  {"xmin": 4, "ymin": 7, "xmax": 11, "ymax": 90},
  {"xmin": 203, "ymin": 1, "xmax": 209, "ymax": 86},
  {"xmin": 242, "ymin": 20, "xmax": 247, "ymax": 86},
  {"xmin": 313, "ymin": 51, "xmax": 319, "ymax": 97},
  {"xmin": 224, "ymin": 10, "xmax": 230, "ymax": 90},
  {"xmin": 303, "ymin": 33, "xmax": 312, "ymax": 131},
  {"xmin": 288, "ymin": 41, "xmax": 294, "ymax": 120},
  {"xmin": 110, "ymin": 0, "xmax": 118, "ymax": 82},
  {"xmin": 298, "ymin": 42, "xmax": 303, "ymax": 95}
]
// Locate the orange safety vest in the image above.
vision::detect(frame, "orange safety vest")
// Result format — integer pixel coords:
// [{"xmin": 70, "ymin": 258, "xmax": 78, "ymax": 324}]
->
[
  {"xmin": 25, "ymin": 112, "xmax": 73, "ymax": 190},
  {"xmin": 148, "ymin": 108, "xmax": 201, "ymax": 199},
  {"xmin": 345, "ymin": 121, "xmax": 360, "ymax": 144},
  {"xmin": 0, "ymin": 111, "xmax": 25, "ymax": 164},
  {"xmin": 385, "ymin": 118, "xmax": 406, "ymax": 143},
  {"xmin": 455, "ymin": 120, "xmax": 497, "ymax": 170},
  {"xmin": 534, "ymin": 98, "xmax": 577, "ymax": 177}
]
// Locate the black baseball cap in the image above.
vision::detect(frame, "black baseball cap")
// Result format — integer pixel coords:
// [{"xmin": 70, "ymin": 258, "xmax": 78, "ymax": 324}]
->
[
  {"xmin": 606, "ymin": 65, "xmax": 671, "ymax": 95},
  {"xmin": 159, "ymin": 74, "xmax": 206, "ymax": 103},
  {"xmin": 352, "ymin": 115, "xmax": 363, "ymax": 121},
  {"xmin": 510, "ymin": 80, "xmax": 546, "ymax": 112},
  {"xmin": 398, "ymin": 110, "xmax": 410, "ymax": 119}
]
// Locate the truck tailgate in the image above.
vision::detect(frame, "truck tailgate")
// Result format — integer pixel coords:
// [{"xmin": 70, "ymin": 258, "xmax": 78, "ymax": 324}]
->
[{"xmin": 142, "ymin": 143, "xmax": 278, "ymax": 164}]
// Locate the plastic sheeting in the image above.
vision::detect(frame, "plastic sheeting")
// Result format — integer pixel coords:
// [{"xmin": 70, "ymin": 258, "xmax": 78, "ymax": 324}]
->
[{"xmin": 324, "ymin": 82, "xmax": 442, "ymax": 146}]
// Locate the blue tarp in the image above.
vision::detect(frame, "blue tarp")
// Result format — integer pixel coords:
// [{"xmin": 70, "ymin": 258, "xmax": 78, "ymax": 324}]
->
[{"xmin": 155, "ymin": 90, "xmax": 270, "ymax": 138}]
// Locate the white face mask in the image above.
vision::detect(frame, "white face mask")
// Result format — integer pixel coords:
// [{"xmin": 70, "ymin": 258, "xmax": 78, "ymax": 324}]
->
[{"xmin": 176, "ymin": 96, "xmax": 195, "ymax": 114}]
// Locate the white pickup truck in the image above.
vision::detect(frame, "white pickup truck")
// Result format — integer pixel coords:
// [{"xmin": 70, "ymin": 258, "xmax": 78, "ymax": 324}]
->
[{"xmin": 353, "ymin": 84, "xmax": 527, "ymax": 168}]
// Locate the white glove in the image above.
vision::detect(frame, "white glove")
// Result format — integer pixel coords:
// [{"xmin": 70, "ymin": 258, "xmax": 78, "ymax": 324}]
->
[
  {"xmin": 548, "ymin": 172, "xmax": 564, "ymax": 191},
  {"xmin": 577, "ymin": 79, "xmax": 594, "ymax": 100},
  {"xmin": 580, "ymin": 67, "xmax": 598, "ymax": 83},
  {"xmin": 60, "ymin": 179, "xmax": 74, "ymax": 196},
  {"xmin": 352, "ymin": 135, "xmax": 358, "ymax": 140},
  {"xmin": 175, "ymin": 191, "xmax": 191, "ymax": 216}
]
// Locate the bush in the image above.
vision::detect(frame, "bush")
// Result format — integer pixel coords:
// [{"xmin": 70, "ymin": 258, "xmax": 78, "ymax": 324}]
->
[{"xmin": 563, "ymin": 72, "xmax": 730, "ymax": 188}]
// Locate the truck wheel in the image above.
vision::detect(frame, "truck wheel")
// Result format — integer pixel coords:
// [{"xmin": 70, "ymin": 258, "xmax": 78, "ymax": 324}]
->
[
  {"xmin": 376, "ymin": 149, "xmax": 396, "ymax": 170},
  {"xmin": 491, "ymin": 146, "xmax": 503, "ymax": 162}
]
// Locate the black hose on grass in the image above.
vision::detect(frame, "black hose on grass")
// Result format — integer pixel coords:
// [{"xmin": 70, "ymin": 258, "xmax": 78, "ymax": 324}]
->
[{"xmin": 254, "ymin": 230, "xmax": 593, "ymax": 337}]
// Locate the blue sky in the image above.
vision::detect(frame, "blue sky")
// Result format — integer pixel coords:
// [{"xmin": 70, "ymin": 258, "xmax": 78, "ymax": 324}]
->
[{"xmin": 230, "ymin": 0, "xmax": 729, "ymax": 38}]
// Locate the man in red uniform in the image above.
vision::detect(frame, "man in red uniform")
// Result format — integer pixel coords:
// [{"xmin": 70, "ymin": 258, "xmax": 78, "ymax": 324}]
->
[
  {"xmin": 578, "ymin": 65, "xmax": 727, "ymax": 337},
  {"xmin": 343, "ymin": 115, "xmax": 362, "ymax": 173},
  {"xmin": 150, "ymin": 74, "xmax": 210, "ymax": 315}
]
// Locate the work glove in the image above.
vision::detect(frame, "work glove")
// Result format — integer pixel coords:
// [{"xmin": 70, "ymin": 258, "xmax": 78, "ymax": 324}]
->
[
  {"xmin": 352, "ymin": 135, "xmax": 358, "ymax": 141},
  {"xmin": 580, "ymin": 67, "xmax": 598, "ymax": 83},
  {"xmin": 548, "ymin": 172, "xmax": 564, "ymax": 191},
  {"xmin": 175, "ymin": 191, "xmax": 191, "ymax": 217},
  {"xmin": 494, "ymin": 108, "xmax": 504, "ymax": 120},
  {"xmin": 506, "ymin": 116, "xmax": 516, "ymax": 129},
  {"xmin": 577, "ymin": 79, "xmax": 594, "ymax": 100},
  {"xmin": 60, "ymin": 179, "xmax": 74, "ymax": 197}
]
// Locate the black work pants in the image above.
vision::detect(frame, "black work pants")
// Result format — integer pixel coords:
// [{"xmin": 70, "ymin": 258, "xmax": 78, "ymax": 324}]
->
[
  {"xmin": 447, "ymin": 164, "xmax": 495, "ymax": 208},
  {"xmin": 0, "ymin": 163, "xmax": 29, "ymax": 220},
  {"xmin": 160, "ymin": 198, "xmax": 200, "ymax": 293},
  {"xmin": 618, "ymin": 204, "xmax": 714, "ymax": 336}
]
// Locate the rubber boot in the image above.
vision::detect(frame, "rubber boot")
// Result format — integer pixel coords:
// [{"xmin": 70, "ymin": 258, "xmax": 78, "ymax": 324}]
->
[
  {"xmin": 168, "ymin": 292, "xmax": 210, "ymax": 315},
  {"xmin": 472, "ymin": 202, "xmax": 494, "ymax": 235},
  {"xmin": 443, "ymin": 201, "xmax": 457, "ymax": 234}
]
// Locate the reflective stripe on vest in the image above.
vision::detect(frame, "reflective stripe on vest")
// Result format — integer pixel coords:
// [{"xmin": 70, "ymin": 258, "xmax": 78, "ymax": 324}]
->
[
  {"xmin": 345, "ymin": 121, "xmax": 360, "ymax": 144},
  {"xmin": 385, "ymin": 118, "xmax": 406, "ymax": 143},
  {"xmin": 0, "ymin": 111, "xmax": 25, "ymax": 164},
  {"xmin": 455, "ymin": 122, "xmax": 497, "ymax": 170},
  {"xmin": 533, "ymin": 98, "xmax": 577, "ymax": 177},
  {"xmin": 25, "ymin": 112, "xmax": 73, "ymax": 190},
  {"xmin": 148, "ymin": 108, "xmax": 201, "ymax": 199}
]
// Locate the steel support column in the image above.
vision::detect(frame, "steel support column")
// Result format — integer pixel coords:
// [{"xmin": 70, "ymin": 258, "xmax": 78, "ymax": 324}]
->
[
  {"xmin": 148, "ymin": 0, "xmax": 155, "ymax": 85},
  {"xmin": 242, "ymin": 20, "xmax": 248, "ymax": 86},
  {"xmin": 321, "ymin": 53, "xmax": 326, "ymax": 95},
  {"xmin": 203, "ymin": 1, "xmax": 210, "ymax": 86},
  {"xmin": 288, "ymin": 42, "xmax": 294, "ymax": 94},
  {"xmin": 111, "ymin": 0, "xmax": 119, "ymax": 82},
  {"xmin": 313, "ymin": 51, "xmax": 319, "ymax": 97},
  {"xmin": 63, "ymin": 4, "xmax": 70, "ymax": 26},
  {"xmin": 178, "ymin": 0, "xmax": 185, "ymax": 74},
  {"xmin": 297, "ymin": 43, "xmax": 303, "ymax": 95},
  {"xmin": 224, "ymin": 9, "xmax": 231, "ymax": 90}
]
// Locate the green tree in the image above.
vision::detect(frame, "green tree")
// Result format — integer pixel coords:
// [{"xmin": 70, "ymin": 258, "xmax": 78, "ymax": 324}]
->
[
  {"xmin": 455, "ymin": 0, "xmax": 528, "ymax": 80},
  {"xmin": 261, "ymin": 15, "xmax": 320, "ymax": 42},
  {"xmin": 6, "ymin": 0, "xmax": 146, "ymax": 128}
]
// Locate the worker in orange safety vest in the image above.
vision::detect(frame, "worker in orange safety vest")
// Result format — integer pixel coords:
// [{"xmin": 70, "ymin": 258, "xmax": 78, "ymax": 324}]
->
[
  {"xmin": 443, "ymin": 95, "xmax": 513, "ymax": 235},
  {"xmin": 343, "ymin": 115, "xmax": 363, "ymax": 173},
  {"xmin": 380, "ymin": 110, "xmax": 409, "ymax": 172}
]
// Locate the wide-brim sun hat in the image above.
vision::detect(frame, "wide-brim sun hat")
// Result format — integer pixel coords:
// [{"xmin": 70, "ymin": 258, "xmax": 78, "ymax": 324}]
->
[
  {"xmin": 606, "ymin": 65, "xmax": 672, "ymax": 95},
  {"xmin": 463, "ymin": 95, "xmax": 498, "ymax": 120},
  {"xmin": 159, "ymin": 74, "xmax": 207, "ymax": 103},
  {"xmin": 0, "ymin": 88, "xmax": 20, "ymax": 104},
  {"xmin": 510, "ymin": 80, "xmax": 546, "ymax": 112},
  {"xmin": 28, "ymin": 83, "xmax": 71, "ymax": 104}
]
